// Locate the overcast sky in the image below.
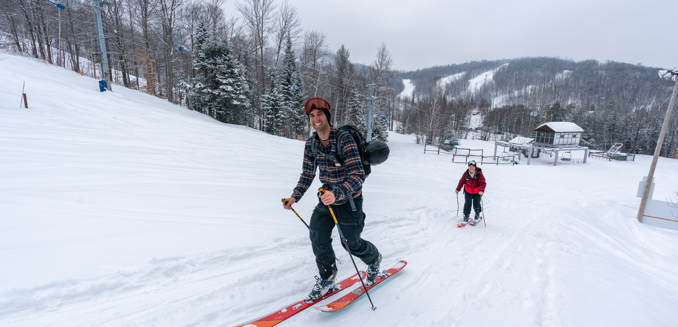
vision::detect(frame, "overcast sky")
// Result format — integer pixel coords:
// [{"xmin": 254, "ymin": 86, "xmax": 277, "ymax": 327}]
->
[{"xmin": 224, "ymin": 0, "xmax": 678, "ymax": 72}]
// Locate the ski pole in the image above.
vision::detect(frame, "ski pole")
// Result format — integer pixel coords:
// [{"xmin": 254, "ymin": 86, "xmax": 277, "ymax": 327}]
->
[
  {"xmin": 481, "ymin": 195, "xmax": 486, "ymax": 227},
  {"xmin": 319, "ymin": 188, "xmax": 376, "ymax": 311},
  {"xmin": 456, "ymin": 192, "xmax": 459, "ymax": 217},
  {"xmin": 281, "ymin": 198, "xmax": 309, "ymax": 229}
]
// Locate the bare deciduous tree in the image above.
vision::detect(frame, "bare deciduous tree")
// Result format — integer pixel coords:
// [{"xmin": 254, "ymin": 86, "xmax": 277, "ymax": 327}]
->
[
  {"xmin": 158, "ymin": 0, "xmax": 184, "ymax": 102},
  {"xmin": 272, "ymin": 0, "xmax": 300, "ymax": 67}
]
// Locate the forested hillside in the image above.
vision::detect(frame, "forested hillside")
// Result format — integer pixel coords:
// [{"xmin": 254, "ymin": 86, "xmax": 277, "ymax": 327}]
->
[
  {"xmin": 1, "ymin": 0, "xmax": 675, "ymax": 156},
  {"xmin": 395, "ymin": 58, "xmax": 677, "ymax": 157},
  {"xmin": 0, "ymin": 0, "xmax": 399, "ymax": 142}
]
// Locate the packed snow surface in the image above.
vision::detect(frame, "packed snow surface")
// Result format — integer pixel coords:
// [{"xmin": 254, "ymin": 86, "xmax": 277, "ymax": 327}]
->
[
  {"xmin": 437, "ymin": 72, "xmax": 466, "ymax": 89},
  {"xmin": 1, "ymin": 53, "xmax": 678, "ymax": 327},
  {"xmin": 468, "ymin": 63, "xmax": 508, "ymax": 92},
  {"xmin": 399, "ymin": 79, "xmax": 415, "ymax": 99}
]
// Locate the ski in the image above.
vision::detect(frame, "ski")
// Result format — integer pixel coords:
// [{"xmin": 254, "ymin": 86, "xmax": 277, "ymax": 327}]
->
[
  {"xmin": 315, "ymin": 260, "xmax": 407, "ymax": 313},
  {"xmin": 456, "ymin": 220, "xmax": 468, "ymax": 228},
  {"xmin": 234, "ymin": 271, "xmax": 365, "ymax": 327},
  {"xmin": 469, "ymin": 216, "xmax": 484, "ymax": 226}
]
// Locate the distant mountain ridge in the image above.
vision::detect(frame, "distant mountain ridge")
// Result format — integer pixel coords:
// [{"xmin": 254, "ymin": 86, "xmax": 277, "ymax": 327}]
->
[
  {"xmin": 393, "ymin": 57, "xmax": 678, "ymax": 157},
  {"xmin": 394, "ymin": 57, "xmax": 672, "ymax": 111}
]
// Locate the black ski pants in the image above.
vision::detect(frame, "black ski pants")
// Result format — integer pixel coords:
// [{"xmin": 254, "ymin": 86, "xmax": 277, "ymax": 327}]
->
[
  {"xmin": 464, "ymin": 191, "xmax": 482, "ymax": 217},
  {"xmin": 309, "ymin": 195, "xmax": 379, "ymax": 280}
]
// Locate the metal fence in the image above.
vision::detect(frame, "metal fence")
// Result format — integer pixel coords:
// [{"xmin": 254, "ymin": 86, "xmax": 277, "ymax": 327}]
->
[{"xmin": 450, "ymin": 148, "xmax": 517, "ymax": 166}]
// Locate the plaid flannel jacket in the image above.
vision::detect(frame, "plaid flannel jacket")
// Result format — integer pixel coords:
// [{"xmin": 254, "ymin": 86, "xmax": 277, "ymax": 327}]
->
[{"xmin": 292, "ymin": 127, "xmax": 365, "ymax": 205}]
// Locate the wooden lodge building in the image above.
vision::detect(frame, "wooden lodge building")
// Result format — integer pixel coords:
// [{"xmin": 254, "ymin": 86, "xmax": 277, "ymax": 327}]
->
[
  {"xmin": 534, "ymin": 122, "xmax": 583, "ymax": 146},
  {"xmin": 495, "ymin": 122, "xmax": 590, "ymax": 166}
]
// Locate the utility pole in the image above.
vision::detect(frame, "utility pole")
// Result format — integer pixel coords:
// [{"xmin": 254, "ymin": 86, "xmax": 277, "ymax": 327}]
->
[
  {"xmin": 366, "ymin": 84, "xmax": 375, "ymax": 142},
  {"xmin": 46, "ymin": 1, "xmax": 66, "ymax": 66},
  {"xmin": 93, "ymin": 0, "xmax": 111, "ymax": 91},
  {"xmin": 637, "ymin": 69, "xmax": 678, "ymax": 223}
]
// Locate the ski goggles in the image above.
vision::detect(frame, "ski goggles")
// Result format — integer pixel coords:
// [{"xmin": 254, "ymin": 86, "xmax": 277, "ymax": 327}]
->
[{"xmin": 304, "ymin": 97, "xmax": 330, "ymax": 114}]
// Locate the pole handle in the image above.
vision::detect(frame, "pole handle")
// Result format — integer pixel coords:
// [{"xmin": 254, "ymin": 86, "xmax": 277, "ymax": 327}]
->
[
  {"xmin": 318, "ymin": 188, "xmax": 339, "ymax": 225},
  {"xmin": 282, "ymin": 198, "xmax": 310, "ymax": 229}
]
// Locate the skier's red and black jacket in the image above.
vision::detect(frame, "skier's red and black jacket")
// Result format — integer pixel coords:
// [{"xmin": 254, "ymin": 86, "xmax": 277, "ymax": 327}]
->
[{"xmin": 455, "ymin": 167, "xmax": 486, "ymax": 194}]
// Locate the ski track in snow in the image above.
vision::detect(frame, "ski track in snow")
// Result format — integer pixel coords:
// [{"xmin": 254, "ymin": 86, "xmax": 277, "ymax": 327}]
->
[{"xmin": 2, "ymin": 53, "xmax": 678, "ymax": 327}]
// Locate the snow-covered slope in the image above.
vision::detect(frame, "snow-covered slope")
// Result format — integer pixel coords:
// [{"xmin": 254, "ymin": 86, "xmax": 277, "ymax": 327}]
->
[
  {"xmin": 468, "ymin": 63, "xmax": 508, "ymax": 93},
  {"xmin": 399, "ymin": 79, "xmax": 415, "ymax": 99},
  {"xmin": 437, "ymin": 72, "xmax": 466, "ymax": 90},
  {"xmin": 1, "ymin": 53, "xmax": 678, "ymax": 327}
]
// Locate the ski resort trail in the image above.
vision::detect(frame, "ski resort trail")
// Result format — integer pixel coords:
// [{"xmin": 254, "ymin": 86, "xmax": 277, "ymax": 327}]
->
[{"xmin": 1, "ymin": 53, "xmax": 677, "ymax": 327}]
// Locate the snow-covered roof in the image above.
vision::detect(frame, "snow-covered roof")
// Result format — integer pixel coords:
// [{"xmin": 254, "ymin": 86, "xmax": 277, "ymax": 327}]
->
[
  {"xmin": 535, "ymin": 122, "xmax": 584, "ymax": 133},
  {"xmin": 508, "ymin": 136, "xmax": 534, "ymax": 145}
]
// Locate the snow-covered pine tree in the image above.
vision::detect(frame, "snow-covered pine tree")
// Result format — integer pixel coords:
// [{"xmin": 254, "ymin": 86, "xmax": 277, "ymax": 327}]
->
[
  {"xmin": 215, "ymin": 38, "xmax": 250, "ymax": 124},
  {"xmin": 278, "ymin": 36, "xmax": 305, "ymax": 139},
  {"xmin": 439, "ymin": 129, "xmax": 459, "ymax": 151},
  {"xmin": 188, "ymin": 22, "xmax": 251, "ymax": 125},
  {"xmin": 371, "ymin": 108, "xmax": 389, "ymax": 142},
  {"xmin": 234, "ymin": 61, "xmax": 254, "ymax": 125},
  {"xmin": 188, "ymin": 22, "xmax": 217, "ymax": 116},
  {"xmin": 579, "ymin": 105, "xmax": 599, "ymax": 149},
  {"xmin": 262, "ymin": 68, "xmax": 283, "ymax": 135},
  {"xmin": 345, "ymin": 89, "xmax": 367, "ymax": 132},
  {"xmin": 240, "ymin": 51, "xmax": 258, "ymax": 128}
]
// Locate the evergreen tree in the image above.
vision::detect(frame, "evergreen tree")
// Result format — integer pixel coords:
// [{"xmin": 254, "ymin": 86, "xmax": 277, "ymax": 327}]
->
[
  {"xmin": 188, "ymin": 22, "xmax": 251, "ymax": 124},
  {"xmin": 345, "ymin": 89, "xmax": 367, "ymax": 133},
  {"xmin": 215, "ymin": 41, "xmax": 250, "ymax": 124},
  {"xmin": 579, "ymin": 107, "xmax": 599, "ymax": 149},
  {"xmin": 278, "ymin": 36, "xmax": 305, "ymax": 138},
  {"xmin": 371, "ymin": 108, "xmax": 389, "ymax": 142},
  {"xmin": 188, "ymin": 22, "xmax": 218, "ymax": 116},
  {"xmin": 240, "ymin": 51, "xmax": 258, "ymax": 128},
  {"xmin": 439, "ymin": 129, "xmax": 459, "ymax": 151},
  {"xmin": 262, "ymin": 68, "xmax": 283, "ymax": 135}
]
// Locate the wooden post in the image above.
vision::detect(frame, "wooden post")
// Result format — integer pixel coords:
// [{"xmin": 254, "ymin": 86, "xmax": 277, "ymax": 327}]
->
[
  {"xmin": 23, "ymin": 93, "xmax": 28, "ymax": 108},
  {"xmin": 637, "ymin": 73, "xmax": 678, "ymax": 223}
]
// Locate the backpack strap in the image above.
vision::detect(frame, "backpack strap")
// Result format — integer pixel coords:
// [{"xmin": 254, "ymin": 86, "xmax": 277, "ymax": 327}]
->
[
  {"xmin": 311, "ymin": 131, "xmax": 342, "ymax": 168},
  {"xmin": 335, "ymin": 130, "xmax": 358, "ymax": 211},
  {"xmin": 311, "ymin": 131, "xmax": 358, "ymax": 212},
  {"xmin": 333, "ymin": 130, "xmax": 351, "ymax": 165}
]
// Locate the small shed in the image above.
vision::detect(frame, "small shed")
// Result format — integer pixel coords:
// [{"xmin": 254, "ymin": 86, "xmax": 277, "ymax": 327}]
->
[{"xmin": 534, "ymin": 122, "xmax": 583, "ymax": 146}]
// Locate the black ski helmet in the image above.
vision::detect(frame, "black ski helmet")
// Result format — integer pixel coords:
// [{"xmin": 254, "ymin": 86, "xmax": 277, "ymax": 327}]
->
[{"xmin": 364, "ymin": 140, "xmax": 390, "ymax": 165}]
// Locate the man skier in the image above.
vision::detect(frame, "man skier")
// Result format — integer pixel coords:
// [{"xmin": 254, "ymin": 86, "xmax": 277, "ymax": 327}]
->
[
  {"xmin": 283, "ymin": 97, "xmax": 382, "ymax": 302},
  {"xmin": 455, "ymin": 160, "xmax": 486, "ymax": 225}
]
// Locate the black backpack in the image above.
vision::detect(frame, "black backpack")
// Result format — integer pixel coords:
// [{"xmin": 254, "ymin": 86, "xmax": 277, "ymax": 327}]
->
[{"xmin": 312, "ymin": 125, "xmax": 389, "ymax": 177}]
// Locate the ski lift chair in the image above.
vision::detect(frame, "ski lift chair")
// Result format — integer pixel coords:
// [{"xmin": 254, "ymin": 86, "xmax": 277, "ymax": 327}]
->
[{"xmin": 561, "ymin": 151, "xmax": 572, "ymax": 161}]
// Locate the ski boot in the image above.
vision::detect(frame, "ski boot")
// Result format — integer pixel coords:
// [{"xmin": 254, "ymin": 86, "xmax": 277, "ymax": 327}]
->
[
  {"xmin": 305, "ymin": 270, "xmax": 337, "ymax": 303},
  {"xmin": 457, "ymin": 215, "xmax": 470, "ymax": 228},
  {"xmin": 469, "ymin": 212, "xmax": 482, "ymax": 226},
  {"xmin": 365, "ymin": 253, "xmax": 382, "ymax": 286}
]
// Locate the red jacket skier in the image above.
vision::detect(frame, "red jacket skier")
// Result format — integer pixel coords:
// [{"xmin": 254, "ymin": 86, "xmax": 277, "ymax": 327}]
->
[{"xmin": 455, "ymin": 160, "xmax": 486, "ymax": 224}]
